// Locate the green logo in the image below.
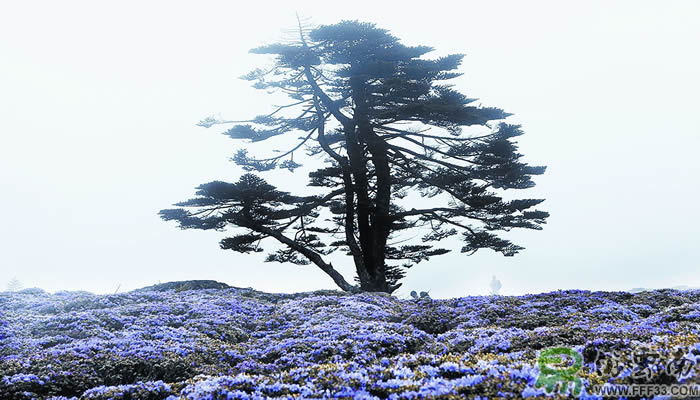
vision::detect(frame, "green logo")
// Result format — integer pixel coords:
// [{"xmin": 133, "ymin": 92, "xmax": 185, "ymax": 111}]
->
[{"xmin": 535, "ymin": 347, "xmax": 583, "ymax": 396}]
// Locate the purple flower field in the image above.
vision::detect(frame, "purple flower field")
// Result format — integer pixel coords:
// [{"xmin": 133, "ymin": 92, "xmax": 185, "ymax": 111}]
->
[{"xmin": 1, "ymin": 281, "xmax": 699, "ymax": 399}]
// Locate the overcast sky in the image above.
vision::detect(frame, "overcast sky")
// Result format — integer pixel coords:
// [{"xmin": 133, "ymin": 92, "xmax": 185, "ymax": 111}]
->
[{"xmin": 1, "ymin": 0, "xmax": 698, "ymax": 298}]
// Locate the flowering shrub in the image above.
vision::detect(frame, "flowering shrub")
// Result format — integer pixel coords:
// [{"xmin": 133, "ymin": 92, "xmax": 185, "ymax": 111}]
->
[
  {"xmin": 0, "ymin": 285, "xmax": 698, "ymax": 399},
  {"xmin": 82, "ymin": 380, "xmax": 172, "ymax": 400}
]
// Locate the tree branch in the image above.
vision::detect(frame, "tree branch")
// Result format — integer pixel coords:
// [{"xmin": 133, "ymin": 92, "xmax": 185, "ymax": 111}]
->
[
  {"xmin": 237, "ymin": 214, "xmax": 360, "ymax": 293},
  {"xmin": 377, "ymin": 125, "xmax": 493, "ymax": 143},
  {"xmin": 387, "ymin": 143, "xmax": 475, "ymax": 179},
  {"xmin": 391, "ymin": 207, "xmax": 457, "ymax": 220},
  {"xmin": 312, "ymin": 94, "xmax": 369, "ymax": 283}
]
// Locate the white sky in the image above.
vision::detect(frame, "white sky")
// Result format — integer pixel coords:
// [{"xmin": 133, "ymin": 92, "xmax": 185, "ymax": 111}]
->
[{"xmin": 1, "ymin": 0, "xmax": 698, "ymax": 298}]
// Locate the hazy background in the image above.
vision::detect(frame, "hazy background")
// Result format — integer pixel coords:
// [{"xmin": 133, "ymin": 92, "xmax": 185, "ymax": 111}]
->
[{"xmin": 1, "ymin": 0, "xmax": 698, "ymax": 298}]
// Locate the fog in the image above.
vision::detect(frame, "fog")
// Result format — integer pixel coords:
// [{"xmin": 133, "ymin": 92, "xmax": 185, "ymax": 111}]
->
[{"xmin": 1, "ymin": 0, "xmax": 698, "ymax": 298}]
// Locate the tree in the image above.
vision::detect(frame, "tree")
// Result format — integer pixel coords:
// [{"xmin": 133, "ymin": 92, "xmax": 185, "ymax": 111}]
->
[
  {"xmin": 160, "ymin": 20, "xmax": 548, "ymax": 294},
  {"xmin": 6, "ymin": 277, "xmax": 23, "ymax": 292}
]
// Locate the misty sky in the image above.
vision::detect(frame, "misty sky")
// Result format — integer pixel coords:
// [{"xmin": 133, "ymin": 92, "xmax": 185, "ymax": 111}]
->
[{"xmin": 1, "ymin": 0, "xmax": 698, "ymax": 298}]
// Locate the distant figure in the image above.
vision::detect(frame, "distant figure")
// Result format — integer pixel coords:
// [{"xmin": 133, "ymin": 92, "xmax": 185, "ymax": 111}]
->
[
  {"xmin": 490, "ymin": 275, "xmax": 502, "ymax": 295},
  {"xmin": 410, "ymin": 290, "xmax": 419, "ymax": 299},
  {"xmin": 419, "ymin": 291, "xmax": 431, "ymax": 299}
]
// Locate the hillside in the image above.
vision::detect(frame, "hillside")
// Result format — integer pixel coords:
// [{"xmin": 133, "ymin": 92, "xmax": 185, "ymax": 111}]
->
[{"xmin": 1, "ymin": 282, "xmax": 699, "ymax": 399}]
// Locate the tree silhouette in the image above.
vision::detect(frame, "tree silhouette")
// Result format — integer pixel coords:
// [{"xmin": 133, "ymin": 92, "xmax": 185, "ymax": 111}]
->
[
  {"xmin": 160, "ymin": 20, "xmax": 548, "ymax": 293},
  {"xmin": 6, "ymin": 277, "xmax": 23, "ymax": 292}
]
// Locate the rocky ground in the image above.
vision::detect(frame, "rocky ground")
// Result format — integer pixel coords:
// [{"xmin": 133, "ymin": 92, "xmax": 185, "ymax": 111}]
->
[{"xmin": 1, "ymin": 281, "xmax": 699, "ymax": 399}]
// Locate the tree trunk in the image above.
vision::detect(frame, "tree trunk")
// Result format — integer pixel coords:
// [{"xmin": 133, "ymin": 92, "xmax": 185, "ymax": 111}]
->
[{"xmin": 350, "ymin": 76, "xmax": 393, "ymax": 293}]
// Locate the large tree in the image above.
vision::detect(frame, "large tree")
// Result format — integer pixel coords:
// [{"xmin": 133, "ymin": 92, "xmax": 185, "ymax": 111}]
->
[{"xmin": 160, "ymin": 20, "xmax": 548, "ymax": 293}]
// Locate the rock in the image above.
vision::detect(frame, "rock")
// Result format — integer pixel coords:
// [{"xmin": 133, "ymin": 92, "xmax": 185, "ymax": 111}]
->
[{"xmin": 134, "ymin": 280, "xmax": 231, "ymax": 292}]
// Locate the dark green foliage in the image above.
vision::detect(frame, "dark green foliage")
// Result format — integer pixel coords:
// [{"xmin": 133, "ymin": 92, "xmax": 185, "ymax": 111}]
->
[{"xmin": 161, "ymin": 20, "xmax": 548, "ymax": 293}]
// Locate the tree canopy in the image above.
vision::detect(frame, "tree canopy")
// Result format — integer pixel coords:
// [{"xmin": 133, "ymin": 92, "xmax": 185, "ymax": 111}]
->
[{"xmin": 160, "ymin": 20, "xmax": 548, "ymax": 293}]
